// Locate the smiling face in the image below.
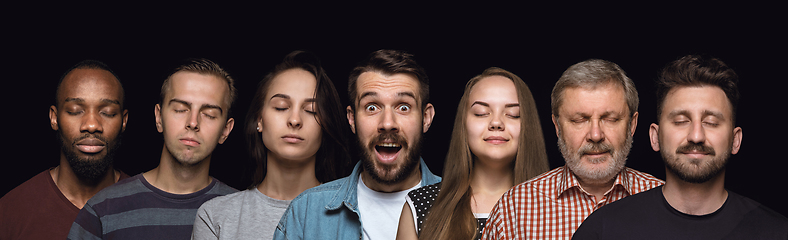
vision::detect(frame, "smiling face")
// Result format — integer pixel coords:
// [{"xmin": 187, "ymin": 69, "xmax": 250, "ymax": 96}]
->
[
  {"xmin": 258, "ymin": 69, "xmax": 322, "ymax": 164},
  {"xmin": 347, "ymin": 71, "xmax": 434, "ymax": 185},
  {"xmin": 650, "ymin": 86, "xmax": 741, "ymax": 183},
  {"xmin": 553, "ymin": 83, "xmax": 637, "ymax": 183},
  {"xmin": 466, "ymin": 76, "xmax": 521, "ymax": 166},
  {"xmin": 155, "ymin": 71, "xmax": 234, "ymax": 166},
  {"xmin": 50, "ymin": 68, "xmax": 127, "ymax": 182}
]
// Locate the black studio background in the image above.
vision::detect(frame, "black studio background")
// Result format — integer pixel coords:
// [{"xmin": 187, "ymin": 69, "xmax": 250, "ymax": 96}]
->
[{"xmin": 3, "ymin": 4, "xmax": 786, "ymax": 218}]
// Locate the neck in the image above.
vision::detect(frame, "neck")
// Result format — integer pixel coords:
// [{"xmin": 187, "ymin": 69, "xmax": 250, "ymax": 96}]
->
[
  {"xmin": 51, "ymin": 155, "xmax": 120, "ymax": 209},
  {"xmin": 143, "ymin": 147, "xmax": 212, "ymax": 194},
  {"xmin": 470, "ymin": 158, "xmax": 514, "ymax": 213},
  {"xmin": 573, "ymin": 167, "xmax": 619, "ymax": 201},
  {"xmin": 360, "ymin": 165, "xmax": 422, "ymax": 193},
  {"xmin": 257, "ymin": 154, "xmax": 320, "ymax": 200},
  {"xmin": 662, "ymin": 168, "xmax": 727, "ymax": 215}
]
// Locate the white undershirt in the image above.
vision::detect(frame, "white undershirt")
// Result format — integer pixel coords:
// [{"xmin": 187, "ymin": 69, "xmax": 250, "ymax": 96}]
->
[{"xmin": 357, "ymin": 176, "xmax": 422, "ymax": 240}]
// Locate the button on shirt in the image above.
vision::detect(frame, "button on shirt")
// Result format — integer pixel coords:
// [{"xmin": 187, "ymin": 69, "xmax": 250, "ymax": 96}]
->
[{"xmin": 481, "ymin": 165, "xmax": 664, "ymax": 240}]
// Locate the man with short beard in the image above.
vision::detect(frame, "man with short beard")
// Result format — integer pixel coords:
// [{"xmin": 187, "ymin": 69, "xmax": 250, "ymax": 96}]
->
[
  {"xmin": 274, "ymin": 50, "xmax": 441, "ymax": 240},
  {"xmin": 482, "ymin": 59, "xmax": 664, "ymax": 240},
  {"xmin": 573, "ymin": 55, "xmax": 788, "ymax": 239},
  {"xmin": 0, "ymin": 60, "xmax": 131, "ymax": 240}
]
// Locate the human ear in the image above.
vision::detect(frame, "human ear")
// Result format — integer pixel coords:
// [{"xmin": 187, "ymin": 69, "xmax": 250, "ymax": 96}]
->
[
  {"xmin": 49, "ymin": 105, "xmax": 59, "ymax": 131},
  {"xmin": 346, "ymin": 106, "xmax": 356, "ymax": 134},
  {"xmin": 422, "ymin": 103, "xmax": 435, "ymax": 133},
  {"xmin": 730, "ymin": 127, "xmax": 742, "ymax": 155},
  {"xmin": 154, "ymin": 104, "xmax": 163, "ymax": 133},
  {"xmin": 649, "ymin": 123, "xmax": 660, "ymax": 152}
]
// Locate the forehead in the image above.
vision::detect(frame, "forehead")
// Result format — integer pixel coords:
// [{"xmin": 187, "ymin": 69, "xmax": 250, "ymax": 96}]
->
[
  {"xmin": 356, "ymin": 71, "xmax": 420, "ymax": 100},
  {"xmin": 266, "ymin": 69, "xmax": 317, "ymax": 98},
  {"xmin": 662, "ymin": 86, "xmax": 732, "ymax": 117},
  {"xmin": 559, "ymin": 83, "xmax": 627, "ymax": 115},
  {"xmin": 58, "ymin": 68, "xmax": 122, "ymax": 104},
  {"xmin": 469, "ymin": 76, "xmax": 518, "ymax": 103},
  {"xmin": 167, "ymin": 71, "xmax": 229, "ymax": 108}
]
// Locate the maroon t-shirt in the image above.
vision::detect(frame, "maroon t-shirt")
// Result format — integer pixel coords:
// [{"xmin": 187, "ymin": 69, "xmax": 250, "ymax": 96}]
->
[{"xmin": 0, "ymin": 168, "xmax": 129, "ymax": 240}]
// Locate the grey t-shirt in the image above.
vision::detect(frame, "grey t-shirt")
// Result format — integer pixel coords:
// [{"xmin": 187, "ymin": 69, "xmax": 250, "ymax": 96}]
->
[{"xmin": 192, "ymin": 188, "xmax": 291, "ymax": 240}]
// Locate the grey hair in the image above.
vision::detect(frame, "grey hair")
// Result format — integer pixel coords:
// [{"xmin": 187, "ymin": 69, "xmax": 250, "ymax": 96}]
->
[{"xmin": 551, "ymin": 59, "xmax": 638, "ymax": 118}]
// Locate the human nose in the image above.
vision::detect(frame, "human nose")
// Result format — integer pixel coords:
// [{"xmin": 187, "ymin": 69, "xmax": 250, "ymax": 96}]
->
[
  {"xmin": 586, "ymin": 119, "xmax": 605, "ymax": 143},
  {"xmin": 687, "ymin": 121, "xmax": 706, "ymax": 144},
  {"xmin": 186, "ymin": 111, "xmax": 200, "ymax": 131},
  {"xmin": 378, "ymin": 107, "xmax": 398, "ymax": 133},
  {"xmin": 80, "ymin": 111, "xmax": 103, "ymax": 133},
  {"xmin": 489, "ymin": 113, "xmax": 504, "ymax": 131},
  {"xmin": 288, "ymin": 109, "xmax": 302, "ymax": 129}
]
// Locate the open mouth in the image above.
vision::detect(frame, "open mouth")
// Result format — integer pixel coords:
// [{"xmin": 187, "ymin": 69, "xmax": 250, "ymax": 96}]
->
[{"xmin": 374, "ymin": 143, "xmax": 402, "ymax": 164}]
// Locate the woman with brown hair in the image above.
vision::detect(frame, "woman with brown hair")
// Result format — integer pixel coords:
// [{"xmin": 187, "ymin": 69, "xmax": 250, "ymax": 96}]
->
[
  {"xmin": 192, "ymin": 50, "xmax": 351, "ymax": 239},
  {"xmin": 396, "ymin": 67, "xmax": 549, "ymax": 240}
]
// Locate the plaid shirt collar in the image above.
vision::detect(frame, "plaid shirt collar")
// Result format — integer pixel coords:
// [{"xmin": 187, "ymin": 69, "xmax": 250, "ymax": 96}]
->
[{"xmin": 554, "ymin": 165, "xmax": 632, "ymax": 200}]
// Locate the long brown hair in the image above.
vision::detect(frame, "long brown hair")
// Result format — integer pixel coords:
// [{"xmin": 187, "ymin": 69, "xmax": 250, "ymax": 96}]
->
[
  {"xmin": 244, "ymin": 50, "xmax": 351, "ymax": 188},
  {"xmin": 419, "ymin": 67, "xmax": 549, "ymax": 240}
]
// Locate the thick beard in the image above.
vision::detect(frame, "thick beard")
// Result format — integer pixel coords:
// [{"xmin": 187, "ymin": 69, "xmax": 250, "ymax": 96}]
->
[
  {"xmin": 662, "ymin": 142, "xmax": 728, "ymax": 183},
  {"xmin": 559, "ymin": 128, "xmax": 631, "ymax": 183},
  {"xmin": 60, "ymin": 133, "xmax": 120, "ymax": 185},
  {"xmin": 358, "ymin": 131, "xmax": 422, "ymax": 185}
]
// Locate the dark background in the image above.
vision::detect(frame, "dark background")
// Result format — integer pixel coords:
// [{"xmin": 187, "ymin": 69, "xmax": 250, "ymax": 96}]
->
[{"xmin": 3, "ymin": 4, "xmax": 786, "ymax": 217}]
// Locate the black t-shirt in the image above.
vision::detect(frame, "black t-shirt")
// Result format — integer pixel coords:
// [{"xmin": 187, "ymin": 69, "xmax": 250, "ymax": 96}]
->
[{"xmin": 572, "ymin": 186, "xmax": 788, "ymax": 240}]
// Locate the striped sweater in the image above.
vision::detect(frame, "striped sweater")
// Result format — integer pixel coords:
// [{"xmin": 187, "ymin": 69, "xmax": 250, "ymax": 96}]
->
[{"xmin": 67, "ymin": 174, "xmax": 237, "ymax": 240}]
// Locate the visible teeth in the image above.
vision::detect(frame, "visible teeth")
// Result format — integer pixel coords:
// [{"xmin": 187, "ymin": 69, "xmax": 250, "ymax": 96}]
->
[{"xmin": 378, "ymin": 143, "xmax": 400, "ymax": 148}]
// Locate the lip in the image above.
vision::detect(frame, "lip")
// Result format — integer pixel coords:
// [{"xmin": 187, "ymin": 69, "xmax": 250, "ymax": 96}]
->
[
  {"xmin": 374, "ymin": 141, "xmax": 402, "ymax": 164},
  {"xmin": 180, "ymin": 137, "xmax": 200, "ymax": 147},
  {"xmin": 75, "ymin": 138, "xmax": 106, "ymax": 153},
  {"xmin": 484, "ymin": 136, "xmax": 509, "ymax": 144},
  {"xmin": 680, "ymin": 151, "xmax": 711, "ymax": 158},
  {"xmin": 282, "ymin": 134, "xmax": 304, "ymax": 143}
]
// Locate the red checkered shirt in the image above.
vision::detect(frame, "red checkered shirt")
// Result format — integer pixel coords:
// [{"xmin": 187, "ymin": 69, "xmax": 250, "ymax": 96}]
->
[{"xmin": 481, "ymin": 165, "xmax": 664, "ymax": 240}]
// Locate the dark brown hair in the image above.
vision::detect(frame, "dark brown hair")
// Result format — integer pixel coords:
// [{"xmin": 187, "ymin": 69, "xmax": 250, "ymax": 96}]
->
[
  {"xmin": 656, "ymin": 55, "xmax": 740, "ymax": 124},
  {"xmin": 245, "ymin": 50, "xmax": 351, "ymax": 187},
  {"xmin": 347, "ymin": 49, "xmax": 429, "ymax": 111}
]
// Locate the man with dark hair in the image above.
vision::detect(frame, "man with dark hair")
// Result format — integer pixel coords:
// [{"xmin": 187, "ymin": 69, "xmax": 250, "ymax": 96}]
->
[
  {"xmin": 0, "ymin": 60, "xmax": 131, "ymax": 240},
  {"xmin": 482, "ymin": 59, "xmax": 664, "ymax": 240},
  {"xmin": 68, "ymin": 58, "xmax": 238, "ymax": 239},
  {"xmin": 573, "ymin": 55, "xmax": 788, "ymax": 239},
  {"xmin": 274, "ymin": 50, "xmax": 441, "ymax": 240}
]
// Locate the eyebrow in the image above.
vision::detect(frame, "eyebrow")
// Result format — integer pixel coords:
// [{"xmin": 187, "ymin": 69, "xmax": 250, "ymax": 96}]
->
[
  {"xmin": 169, "ymin": 98, "xmax": 224, "ymax": 114},
  {"xmin": 667, "ymin": 109, "xmax": 725, "ymax": 120},
  {"xmin": 64, "ymin": 97, "xmax": 121, "ymax": 106},
  {"xmin": 359, "ymin": 91, "xmax": 417, "ymax": 100},
  {"xmin": 271, "ymin": 94, "xmax": 316, "ymax": 102}
]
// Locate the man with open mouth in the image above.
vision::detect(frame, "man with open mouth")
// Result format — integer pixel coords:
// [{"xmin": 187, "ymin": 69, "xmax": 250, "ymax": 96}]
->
[{"xmin": 275, "ymin": 49, "xmax": 441, "ymax": 240}]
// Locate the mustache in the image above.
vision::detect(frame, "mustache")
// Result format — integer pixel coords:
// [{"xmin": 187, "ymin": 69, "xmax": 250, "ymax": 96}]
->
[
  {"xmin": 676, "ymin": 143, "xmax": 716, "ymax": 156},
  {"xmin": 368, "ymin": 133, "xmax": 408, "ymax": 148},
  {"xmin": 578, "ymin": 142, "xmax": 613, "ymax": 155},
  {"xmin": 72, "ymin": 133, "xmax": 108, "ymax": 145}
]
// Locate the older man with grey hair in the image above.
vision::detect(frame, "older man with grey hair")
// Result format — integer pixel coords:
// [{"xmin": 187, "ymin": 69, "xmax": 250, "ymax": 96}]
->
[{"xmin": 481, "ymin": 59, "xmax": 664, "ymax": 240}]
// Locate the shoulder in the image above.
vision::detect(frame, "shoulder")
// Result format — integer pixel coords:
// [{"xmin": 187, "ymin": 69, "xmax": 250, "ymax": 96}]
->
[
  {"xmin": 1, "ymin": 170, "xmax": 51, "ymax": 203},
  {"xmin": 209, "ymin": 179, "xmax": 240, "ymax": 195},
  {"xmin": 596, "ymin": 186, "xmax": 662, "ymax": 217},
  {"xmin": 504, "ymin": 167, "xmax": 563, "ymax": 197},
  {"xmin": 289, "ymin": 176, "xmax": 348, "ymax": 203},
  {"xmin": 85, "ymin": 174, "xmax": 149, "ymax": 206},
  {"xmin": 199, "ymin": 189, "xmax": 253, "ymax": 211},
  {"xmin": 408, "ymin": 182, "xmax": 441, "ymax": 199},
  {"xmin": 624, "ymin": 167, "xmax": 665, "ymax": 185},
  {"xmin": 728, "ymin": 191, "xmax": 788, "ymax": 226}
]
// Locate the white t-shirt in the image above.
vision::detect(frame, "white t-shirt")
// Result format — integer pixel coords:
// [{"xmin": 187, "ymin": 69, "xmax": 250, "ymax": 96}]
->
[{"xmin": 357, "ymin": 176, "xmax": 422, "ymax": 240}]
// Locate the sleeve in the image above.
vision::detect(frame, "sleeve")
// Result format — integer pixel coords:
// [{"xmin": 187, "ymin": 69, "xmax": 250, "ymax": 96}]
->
[
  {"xmin": 273, "ymin": 200, "xmax": 303, "ymax": 240},
  {"xmin": 481, "ymin": 200, "xmax": 502, "ymax": 240},
  {"xmin": 191, "ymin": 204, "xmax": 219, "ymax": 240},
  {"xmin": 67, "ymin": 204, "xmax": 104, "ymax": 240}
]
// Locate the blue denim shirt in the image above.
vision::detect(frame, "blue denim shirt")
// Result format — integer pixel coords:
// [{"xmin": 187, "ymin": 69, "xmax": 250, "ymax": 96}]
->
[{"xmin": 274, "ymin": 159, "xmax": 441, "ymax": 240}]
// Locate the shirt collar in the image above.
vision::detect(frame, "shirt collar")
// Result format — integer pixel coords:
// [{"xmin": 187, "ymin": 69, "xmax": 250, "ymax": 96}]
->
[
  {"xmin": 555, "ymin": 165, "xmax": 632, "ymax": 199},
  {"xmin": 325, "ymin": 157, "xmax": 441, "ymax": 212}
]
